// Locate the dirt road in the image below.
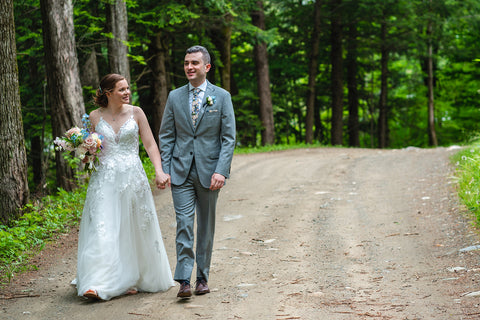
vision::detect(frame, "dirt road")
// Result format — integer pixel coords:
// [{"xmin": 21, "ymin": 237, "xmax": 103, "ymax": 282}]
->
[{"xmin": 2, "ymin": 147, "xmax": 480, "ymax": 319}]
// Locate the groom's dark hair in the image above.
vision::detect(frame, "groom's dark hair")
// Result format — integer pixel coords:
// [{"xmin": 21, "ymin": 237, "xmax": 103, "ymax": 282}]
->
[{"xmin": 186, "ymin": 45, "xmax": 211, "ymax": 65}]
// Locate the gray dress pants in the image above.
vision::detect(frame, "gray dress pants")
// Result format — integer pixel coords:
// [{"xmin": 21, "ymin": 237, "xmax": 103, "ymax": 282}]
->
[{"xmin": 171, "ymin": 161, "xmax": 219, "ymax": 282}]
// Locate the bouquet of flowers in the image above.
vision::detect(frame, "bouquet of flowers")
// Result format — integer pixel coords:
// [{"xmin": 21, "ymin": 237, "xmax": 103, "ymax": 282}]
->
[{"xmin": 54, "ymin": 114, "xmax": 103, "ymax": 173}]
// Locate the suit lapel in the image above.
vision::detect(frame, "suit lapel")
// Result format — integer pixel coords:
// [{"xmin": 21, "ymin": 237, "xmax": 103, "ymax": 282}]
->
[
  {"xmin": 196, "ymin": 82, "xmax": 215, "ymax": 129},
  {"xmin": 180, "ymin": 85, "xmax": 195, "ymax": 131}
]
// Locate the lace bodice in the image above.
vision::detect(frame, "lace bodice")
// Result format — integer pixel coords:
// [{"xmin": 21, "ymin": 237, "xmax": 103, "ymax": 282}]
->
[
  {"xmin": 96, "ymin": 116, "xmax": 140, "ymax": 168},
  {"xmin": 88, "ymin": 115, "xmax": 147, "ymax": 195}
]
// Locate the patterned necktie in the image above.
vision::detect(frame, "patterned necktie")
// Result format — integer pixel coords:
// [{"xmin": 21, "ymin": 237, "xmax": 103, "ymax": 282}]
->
[{"xmin": 191, "ymin": 87, "xmax": 201, "ymax": 127}]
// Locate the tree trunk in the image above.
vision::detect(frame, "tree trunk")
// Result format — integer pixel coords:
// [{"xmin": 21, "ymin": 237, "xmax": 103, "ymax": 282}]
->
[
  {"xmin": 346, "ymin": 23, "xmax": 359, "ymax": 147},
  {"xmin": 378, "ymin": 17, "xmax": 389, "ymax": 148},
  {"xmin": 28, "ymin": 47, "xmax": 46, "ymax": 193},
  {"xmin": 106, "ymin": 0, "xmax": 130, "ymax": 82},
  {"xmin": 219, "ymin": 21, "xmax": 232, "ymax": 92},
  {"xmin": 31, "ymin": 135, "xmax": 44, "ymax": 187},
  {"xmin": 80, "ymin": 48, "xmax": 99, "ymax": 89},
  {"xmin": 330, "ymin": 0, "xmax": 343, "ymax": 145},
  {"xmin": 0, "ymin": 0, "xmax": 29, "ymax": 223},
  {"xmin": 252, "ymin": 0, "xmax": 275, "ymax": 145},
  {"xmin": 148, "ymin": 32, "xmax": 170, "ymax": 145},
  {"xmin": 305, "ymin": 0, "xmax": 323, "ymax": 144},
  {"xmin": 40, "ymin": 0, "xmax": 85, "ymax": 191},
  {"xmin": 314, "ymin": 102, "xmax": 325, "ymax": 143},
  {"xmin": 426, "ymin": 20, "xmax": 438, "ymax": 146},
  {"xmin": 210, "ymin": 13, "xmax": 233, "ymax": 92}
]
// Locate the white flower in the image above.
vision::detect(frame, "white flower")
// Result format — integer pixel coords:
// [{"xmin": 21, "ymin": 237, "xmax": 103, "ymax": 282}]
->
[{"xmin": 206, "ymin": 96, "xmax": 216, "ymax": 106}]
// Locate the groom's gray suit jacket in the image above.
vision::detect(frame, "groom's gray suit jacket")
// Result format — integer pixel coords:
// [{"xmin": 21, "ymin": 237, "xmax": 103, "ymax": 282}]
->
[{"xmin": 159, "ymin": 81, "xmax": 236, "ymax": 188}]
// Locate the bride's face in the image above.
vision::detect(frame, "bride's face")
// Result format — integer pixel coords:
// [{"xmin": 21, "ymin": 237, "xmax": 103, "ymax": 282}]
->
[{"xmin": 107, "ymin": 79, "xmax": 130, "ymax": 105}]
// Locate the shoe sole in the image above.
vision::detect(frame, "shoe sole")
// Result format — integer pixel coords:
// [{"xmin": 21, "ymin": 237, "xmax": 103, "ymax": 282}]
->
[
  {"xmin": 194, "ymin": 290, "xmax": 210, "ymax": 295},
  {"xmin": 83, "ymin": 291, "xmax": 101, "ymax": 300},
  {"xmin": 177, "ymin": 291, "xmax": 192, "ymax": 298}
]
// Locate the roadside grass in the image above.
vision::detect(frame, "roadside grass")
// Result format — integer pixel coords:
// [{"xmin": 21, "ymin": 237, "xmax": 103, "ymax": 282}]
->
[
  {"xmin": 451, "ymin": 143, "xmax": 480, "ymax": 226},
  {"xmin": 234, "ymin": 142, "xmax": 323, "ymax": 154},
  {"xmin": 0, "ymin": 185, "xmax": 86, "ymax": 285},
  {"xmin": 2, "ymin": 143, "xmax": 478, "ymax": 286}
]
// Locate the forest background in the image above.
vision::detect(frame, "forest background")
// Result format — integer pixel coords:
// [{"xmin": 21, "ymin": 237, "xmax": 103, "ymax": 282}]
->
[{"xmin": 2, "ymin": 0, "xmax": 480, "ymax": 224}]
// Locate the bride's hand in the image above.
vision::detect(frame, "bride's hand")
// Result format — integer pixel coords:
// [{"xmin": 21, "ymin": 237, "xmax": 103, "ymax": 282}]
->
[{"xmin": 155, "ymin": 172, "xmax": 170, "ymax": 189}]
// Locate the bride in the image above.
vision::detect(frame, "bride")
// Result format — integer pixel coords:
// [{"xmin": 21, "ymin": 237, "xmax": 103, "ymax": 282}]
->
[{"xmin": 72, "ymin": 73, "xmax": 174, "ymax": 300}]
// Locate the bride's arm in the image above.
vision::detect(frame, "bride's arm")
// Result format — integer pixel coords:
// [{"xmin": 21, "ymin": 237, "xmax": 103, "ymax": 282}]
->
[
  {"xmin": 134, "ymin": 106, "xmax": 169, "ymax": 189},
  {"xmin": 89, "ymin": 109, "xmax": 101, "ymax": 132}
]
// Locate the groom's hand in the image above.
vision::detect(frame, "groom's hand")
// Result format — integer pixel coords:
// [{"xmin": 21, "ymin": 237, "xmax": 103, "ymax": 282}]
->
[{"xmin": 210, "ymin": 173, "xmax": 225, "ymax": 191}]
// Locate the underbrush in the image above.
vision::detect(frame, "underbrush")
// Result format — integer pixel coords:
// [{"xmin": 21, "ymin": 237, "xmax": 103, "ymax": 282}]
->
[
  {"xmin": 452, "ymin": 144, "xmax": 480, "ymax": 226},
  {"xmin": 0, "ymin": 185, "xmax": 87, "ymax": 285}
]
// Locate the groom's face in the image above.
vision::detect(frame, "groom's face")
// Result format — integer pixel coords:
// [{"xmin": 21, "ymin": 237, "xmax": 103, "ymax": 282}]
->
[{"xmin": 184, "ymin": 52, "xmax": 211, "ymax": 86}]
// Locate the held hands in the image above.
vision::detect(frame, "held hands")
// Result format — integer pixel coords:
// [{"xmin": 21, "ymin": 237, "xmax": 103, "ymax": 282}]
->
[
  {"xmin": 155, "ymin": 172, "xmax": 171, "ymax": 189},
  {"xmin": 155, "ymin": 172, "xmax": 224, "ymax": 190},
  {"xmin": 210, "ymin": 173, "xmax": 226, "ymax": 191}
]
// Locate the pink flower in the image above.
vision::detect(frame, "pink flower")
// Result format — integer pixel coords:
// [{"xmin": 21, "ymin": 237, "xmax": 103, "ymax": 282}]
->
[
  {"xmin": 84, "ymin": 136, "xmax": 96, "ymax": 148},
  {"xmin": 83, "ymin": 133, "xmax": 103, "ymax": 154},
  {"xmin": 65, "ymin": 127, "xmax": 81, "ymax": 138}
]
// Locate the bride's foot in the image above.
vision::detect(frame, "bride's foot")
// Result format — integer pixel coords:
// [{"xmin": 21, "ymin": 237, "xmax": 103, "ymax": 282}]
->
[
  {"xmin": 126, "ymin": 288, "xmax": 138, "ymax": 295},
  {"xmin": 83, "ymin": 289, "xmax": 101, "ymax": 300}
]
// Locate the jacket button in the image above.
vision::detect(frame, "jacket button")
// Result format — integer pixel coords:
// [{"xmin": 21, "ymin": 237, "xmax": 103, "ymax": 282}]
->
[
  {"xmin": 194, "ymin": 136, "xmax": 197, "ymax": 139},
  {"xmin": 190, "ymin": 152, "xmax": 193, "ymax": 155}
]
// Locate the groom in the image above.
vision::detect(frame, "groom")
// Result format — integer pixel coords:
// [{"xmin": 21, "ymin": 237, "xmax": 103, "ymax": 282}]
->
[{"xmin": 159, "ymin": 45, "xmax": 236, "ymax": 298}]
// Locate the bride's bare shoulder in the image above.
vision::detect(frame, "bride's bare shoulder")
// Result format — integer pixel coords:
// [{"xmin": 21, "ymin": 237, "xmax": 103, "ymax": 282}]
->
[
  {"xmin": 131, "ymin": 105, "xmax": 143, "ymax": 114},
  {"xmin": 131, "ymin": 105, "xmax": 147, "ymax": 119}
]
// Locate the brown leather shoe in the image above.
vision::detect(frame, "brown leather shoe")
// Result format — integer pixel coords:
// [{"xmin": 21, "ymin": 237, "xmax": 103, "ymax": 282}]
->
[
  {"xmin": 194, "ymin": 279, "xmax": 210, "ymax": 295},
  {"xmin": 177, "ymin": 282, "xmax": 192, "ymax": 298}
]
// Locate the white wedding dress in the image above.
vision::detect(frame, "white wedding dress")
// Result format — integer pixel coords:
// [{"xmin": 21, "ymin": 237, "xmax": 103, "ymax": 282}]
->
[{"xmin": 72, "ymin": 114, "xmax": 174, "ymax": 300}]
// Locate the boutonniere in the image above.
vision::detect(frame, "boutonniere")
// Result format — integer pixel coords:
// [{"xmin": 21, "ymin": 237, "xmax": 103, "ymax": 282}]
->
[{"xmin": 206, "ymin": 96, "xmax": 216, "ymax": 106}]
